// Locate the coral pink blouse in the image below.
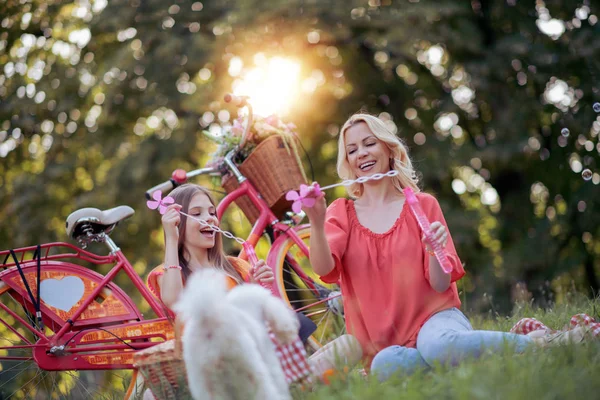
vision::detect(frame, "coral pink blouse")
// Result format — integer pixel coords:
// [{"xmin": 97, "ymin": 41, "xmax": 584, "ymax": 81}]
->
[{"xmin": 320, "ymin": 193, "xmax": 465, "ymax": 366}]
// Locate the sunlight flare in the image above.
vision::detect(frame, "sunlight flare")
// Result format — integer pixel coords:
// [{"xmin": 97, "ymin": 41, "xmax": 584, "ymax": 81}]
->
[{"xmin": 232, "ymin": 56, "xmax": 301, "ymax": 116}]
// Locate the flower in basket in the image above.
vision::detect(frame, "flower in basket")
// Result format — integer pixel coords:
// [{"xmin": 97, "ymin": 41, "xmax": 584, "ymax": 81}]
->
[{"xmin": 203, "ymin": 114, "xmax": 305, "ymax": 182}]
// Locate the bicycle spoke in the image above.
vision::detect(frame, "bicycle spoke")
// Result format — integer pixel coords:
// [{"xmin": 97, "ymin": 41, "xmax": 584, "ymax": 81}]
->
[
  {"xmin": 274, "ymin": 227, "xmax": 347, "ymax": 350},
  {"xmin": 318, "ymin": 311, "xmax": 332, "ymax": 344},
  {"xmin": 68, "ymin": 370, "xmax": 108, "ymax": 399},
  {"xmin": 25, "ymin": 369, "xmax": 49, "ymax": 399},
  {"xmin": 8, "ymin": 292, "xmax": 38, "ymax": 330},
  {"xmin": 6, "ymin": 367, "xmax": 44, "ymax": 399},
  {"xmin": 287, "ymin": 298, "xmax": 319, "ymax": 304},
  {"xmin": 0, "ymin": 359, "xmax": 38, "ymax": 389}
]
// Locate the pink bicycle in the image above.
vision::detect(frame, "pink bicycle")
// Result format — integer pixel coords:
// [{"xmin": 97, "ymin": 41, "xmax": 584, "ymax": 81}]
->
[
  {"xmin": 0, "ymin": 96, "xmax": 344, "ymax": 399},
  {"xmin": 0, "ymin": 209, "xmax": 173, "ymax": 399},
  {"xmin": 145, "ymin": 95, "xmax": 345, "ymax": 351}
]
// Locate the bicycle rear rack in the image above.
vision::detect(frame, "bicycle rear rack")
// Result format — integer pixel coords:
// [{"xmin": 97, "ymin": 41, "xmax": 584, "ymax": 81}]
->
[{"xmin": 0, "ymin": 242, "xmax": 115, "ymax": 271}]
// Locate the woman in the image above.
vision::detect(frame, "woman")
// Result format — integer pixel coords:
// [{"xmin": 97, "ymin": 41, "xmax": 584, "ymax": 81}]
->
[{"xmin": 303, "ymin": 114, "xmax": 588, "ymax": 381}]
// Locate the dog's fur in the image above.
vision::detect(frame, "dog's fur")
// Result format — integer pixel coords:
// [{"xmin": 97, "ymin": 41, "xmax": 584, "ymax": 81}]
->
[{"xmin": 173, "ymin": 269, "xmax": 299, "ymax": 400}]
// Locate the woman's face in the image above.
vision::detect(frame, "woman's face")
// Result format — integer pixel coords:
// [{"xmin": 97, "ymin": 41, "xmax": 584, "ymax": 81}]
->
[
  {"xmin": 183, "ymin": 192, "xmax": 219, "ymax": 252},
  {"xmin": 344, "ymin": 122, "xmax": 391, "ymax": 178}
]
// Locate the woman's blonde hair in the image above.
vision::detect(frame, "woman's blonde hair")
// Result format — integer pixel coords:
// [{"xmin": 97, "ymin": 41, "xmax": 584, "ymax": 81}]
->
[
  {"xmin": 337, "ymin": 113, "xmax": 419, "ymax": 198},
  {"xmin": 167, "ymin": 184, "xmax": 243, "ymax": 284}
]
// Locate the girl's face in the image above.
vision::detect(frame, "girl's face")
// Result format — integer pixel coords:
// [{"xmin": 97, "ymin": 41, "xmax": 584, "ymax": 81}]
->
[
  {"xmin": 344, "ymin": 122, "xmax": 391, "ymax": 178},
  {"xmin": 183, "ymin": 192, "xmax": 219, "ymax": 252}
]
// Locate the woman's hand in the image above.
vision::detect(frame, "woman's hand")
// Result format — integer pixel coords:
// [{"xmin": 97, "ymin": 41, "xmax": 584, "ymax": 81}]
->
[
  {"xmin": 161, "ymin": 204, "xmax": 182, "ymax": 243},
  {"xmin": 422, "ymin": 221, "xmax": 448, "ymax": 251},
  {"xmin": 249, "ymin": 260, "xmax": 274, "ymax": 286},
  {"xmin": 302, "ymin": 183, "xmax": 327, "ymax": 225}
]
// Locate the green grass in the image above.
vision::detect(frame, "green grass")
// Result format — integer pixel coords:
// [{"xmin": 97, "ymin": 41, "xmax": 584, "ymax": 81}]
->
[
  {"xmin": 294, "ymin": 295, "xmax": 600, "ymax": 400},
  {"xmin": 131, "ymin": 296, "xmax": 600, "ymax": 399}
]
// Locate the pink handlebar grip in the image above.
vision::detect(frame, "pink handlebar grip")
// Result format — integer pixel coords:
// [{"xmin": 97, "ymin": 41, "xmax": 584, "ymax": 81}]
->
[
  {"xmin": 242, "ymin": 242, "xmax": 279, "ymax": 296},
  {"xmin": 403, "ymin": 188, "xmax": 453, "ymax": 274}
]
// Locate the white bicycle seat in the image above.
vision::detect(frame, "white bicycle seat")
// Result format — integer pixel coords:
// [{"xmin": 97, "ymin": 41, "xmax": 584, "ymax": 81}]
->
[{"xmin": 66, "ymin": 206, "xmax": 135, "ymax": 239}]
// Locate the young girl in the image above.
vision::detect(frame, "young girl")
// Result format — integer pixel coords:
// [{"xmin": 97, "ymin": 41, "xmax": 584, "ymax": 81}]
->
[
  {"xmin": 150, "ymin": 184, "xmax": 274, "ymax": 308},
  {"xmin": 303, "ymin": 114, "xmax": 588, "ymax": 381},
  {"xmin": 147, "ymin": 183, "xmax": 362, "ymax": 385}
]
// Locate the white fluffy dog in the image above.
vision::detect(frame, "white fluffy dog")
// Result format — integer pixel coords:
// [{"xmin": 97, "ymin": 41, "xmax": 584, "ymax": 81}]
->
[{"xmin": 173, "ymin": 269, "xmax": 299, "ymax": 400}]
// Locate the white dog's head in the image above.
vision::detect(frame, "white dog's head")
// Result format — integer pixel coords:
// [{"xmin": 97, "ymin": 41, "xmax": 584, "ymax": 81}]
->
[{"xmin": 172, "ymin": 269, "xmax": 228, "ymax": 322}]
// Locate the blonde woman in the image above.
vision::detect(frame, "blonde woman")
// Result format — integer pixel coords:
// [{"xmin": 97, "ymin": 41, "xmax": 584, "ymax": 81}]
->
[{"xmin": 303, "ymin": 114, "xmax": 587, "ymax": 381}]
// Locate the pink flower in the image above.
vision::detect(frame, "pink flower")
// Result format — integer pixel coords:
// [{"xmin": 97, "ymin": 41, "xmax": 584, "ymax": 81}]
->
[
  {"xmin": 264, "ymin": 115, "xmax": 280, "ymax": 127},
  {"xmin": 285, "ymin": 184, "xmax": 323, "ymax": 214},
  {"xmin": 231, "ymin": 119, "xmax": 244, "ymax": 136},
  {"xmin": 147, "ymin": 190, "xmax": 175, "ymax": 214}
]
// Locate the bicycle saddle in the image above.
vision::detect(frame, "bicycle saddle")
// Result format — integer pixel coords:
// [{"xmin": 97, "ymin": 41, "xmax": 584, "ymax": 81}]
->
[{"xmin": 66, "ymin": 206, "xmax": 135, "ymax": 239}]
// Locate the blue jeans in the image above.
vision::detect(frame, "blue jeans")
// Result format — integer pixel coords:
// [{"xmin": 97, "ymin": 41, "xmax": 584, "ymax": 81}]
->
[{"xmin": 370, "ymin": 307, "xmax": 533, "ymax": 381}]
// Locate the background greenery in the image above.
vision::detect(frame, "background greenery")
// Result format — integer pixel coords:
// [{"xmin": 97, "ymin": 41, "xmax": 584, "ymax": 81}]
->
[
  {"xmin": 1, "ymin": 0, "xmax": 599, "ymax": 330},
  {"xmin": 1, "ymin": 0, "xmax": 600, "ymax": 398}
]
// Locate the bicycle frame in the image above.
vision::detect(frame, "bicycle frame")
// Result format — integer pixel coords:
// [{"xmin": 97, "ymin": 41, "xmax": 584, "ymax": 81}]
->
[
  {"xmin": 216, "ymin": 177, "xmax": 319, "ymax": 295},
  {"xmin": 0, "ymin": 240, "xmax": 174, "ymax": 370}
]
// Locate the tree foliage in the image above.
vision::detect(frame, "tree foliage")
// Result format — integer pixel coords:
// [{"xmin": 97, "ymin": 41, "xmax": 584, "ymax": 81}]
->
[{"xmin": 1, "ymin": 0, "xmax": 600, "ymax": 314}]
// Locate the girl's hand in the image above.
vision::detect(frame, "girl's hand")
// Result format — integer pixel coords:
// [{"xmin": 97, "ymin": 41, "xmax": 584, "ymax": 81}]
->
[
  {"xmin": 422, "ymin": 221, "xmax": 448, "ymax": 251},
  {"xmin": 302, "ymin": 183, "xmax": 327, "ymax": 225},
  {"xmin": 249, "ymin": 260, "xmax": 274, "ymax": 286},
  {"xmin": 161, "ymin": 204, "xmax": 182, "ymax": 243}
]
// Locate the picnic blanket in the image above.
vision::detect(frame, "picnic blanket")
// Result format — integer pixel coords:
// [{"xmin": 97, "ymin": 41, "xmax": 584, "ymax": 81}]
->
[{"xmin": 510, "ymin": 313, "xmax": 600, "ymax": 337}]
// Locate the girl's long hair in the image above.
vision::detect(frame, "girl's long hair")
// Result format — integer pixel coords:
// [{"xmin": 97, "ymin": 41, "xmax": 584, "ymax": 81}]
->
[
  {"xmin": 167, "ymin": 184, "xmax": 243, "ymax": 283},
  {"xmin": 337, "ymin": 113, "xmax": 420, "ymax": 198}
]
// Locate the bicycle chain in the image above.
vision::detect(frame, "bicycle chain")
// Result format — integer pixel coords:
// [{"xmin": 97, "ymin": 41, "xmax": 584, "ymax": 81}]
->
[{"xmin": 320, "ymin": 170, "xmax": 399, "ymax": 190}]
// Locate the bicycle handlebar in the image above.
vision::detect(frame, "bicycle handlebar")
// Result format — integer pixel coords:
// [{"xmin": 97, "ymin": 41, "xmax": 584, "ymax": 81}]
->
[
  {"xmin": 224, "ymin": 93, "xmax": 249, "ymax": 107},
  {"xmin": 145, "ymin": 180, "xmax": 176, "ymax": 200},
  {"xmin": 145, "ymin": 167, "xmax": 219, "ymax": 199}
]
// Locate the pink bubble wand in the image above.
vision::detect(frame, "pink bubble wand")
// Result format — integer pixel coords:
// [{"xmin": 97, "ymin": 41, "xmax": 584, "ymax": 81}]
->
[
  {"xmin": 285, "ymin": 171, "xmax": 452, "ymax": 274},
  {"xmin": 403, "ymin": 187, "xmax": 453, "ymax": 274},
  {"xmin": 285, "ymin": 171, "xmax": 399, "ymax": 213}
]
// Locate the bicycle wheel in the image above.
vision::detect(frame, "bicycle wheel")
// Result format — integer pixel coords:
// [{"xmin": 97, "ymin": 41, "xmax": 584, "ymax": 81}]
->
[
  {"xmin": 270, "ymin": 226, "xmax": 346, "ymax": 353},
  {"xmin": 0, "ymin": 279, "xmax": 144, "ymax": 399}
]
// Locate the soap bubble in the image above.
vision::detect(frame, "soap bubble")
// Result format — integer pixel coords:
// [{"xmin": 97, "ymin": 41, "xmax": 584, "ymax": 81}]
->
[
  {"xmin": 582, "ymin": 169, "xmax": 593, "ymax": 181},
  {"xmin": 593, "ymin": 102, "xmax": 600, "ymax": 113},
  {"xmin": 560, "ymin": 128, "xmax": 570, "ymax": 137}
]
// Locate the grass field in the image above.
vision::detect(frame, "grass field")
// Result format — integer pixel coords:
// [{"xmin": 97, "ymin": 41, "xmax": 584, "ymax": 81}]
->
[{"xmin": 294, "ymin": 295, "xmax": 600, "ymax": 400}]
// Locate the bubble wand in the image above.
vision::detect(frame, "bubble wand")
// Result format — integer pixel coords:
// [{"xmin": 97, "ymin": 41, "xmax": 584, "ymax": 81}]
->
[
  {"xmin": 285, "ymin": 171, "xmax": 399, "ymax": 213},
  {"xmin": 403, "ymin": 187, "xmax": 453, "ymax": 274},
  {"xmin": 285, "ymin": 170, "xmax": 453, "ymax": 274}
]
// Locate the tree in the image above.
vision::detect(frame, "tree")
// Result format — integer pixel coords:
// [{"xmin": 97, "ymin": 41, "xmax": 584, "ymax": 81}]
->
[{"xmin": 1, "ymin": 0, "xmax": 599, "ymax": 345}]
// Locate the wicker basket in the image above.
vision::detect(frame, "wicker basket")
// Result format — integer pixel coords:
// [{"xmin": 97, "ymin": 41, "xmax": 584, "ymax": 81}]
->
[
  {"xmin": 133, "ymin": 321, "xmax": 192, "ymax": 399},
  {"xmin": 221, "ymin": 175, "xmax": 261, "ymax": 225},
  {"xmin": 222, "ymin": 135, "xmax": 307, "ymax": 224}
]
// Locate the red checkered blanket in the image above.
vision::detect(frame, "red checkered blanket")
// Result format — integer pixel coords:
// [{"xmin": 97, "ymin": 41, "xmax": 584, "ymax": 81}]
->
[
  {"xmin": 270, "ymin": 332, "xmax": 314, "ymax": 384},
  {"xmin": 510, "ymin": 313, "xmax": 600, "ymax": 337}
]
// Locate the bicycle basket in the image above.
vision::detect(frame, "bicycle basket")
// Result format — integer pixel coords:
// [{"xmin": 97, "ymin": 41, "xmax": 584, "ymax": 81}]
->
[
  {"xmin": 133, "ymin": 339, "xmax": 192, "ymax": 400},
  {"xmin": 133, "ymin": 318, "xmax": 314, "ymax": 398},
  {"xmin": 222, "ymin": 135, "xmax": 307, "ymax": 223}
]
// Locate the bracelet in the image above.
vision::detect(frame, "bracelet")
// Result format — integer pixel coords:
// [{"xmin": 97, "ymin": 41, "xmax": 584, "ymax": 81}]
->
[{"xmin": 163, "ymin": 265, "xmax": 182, "ymax": 271}]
